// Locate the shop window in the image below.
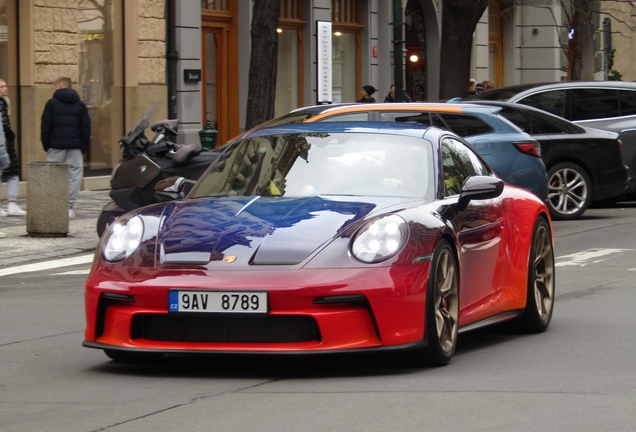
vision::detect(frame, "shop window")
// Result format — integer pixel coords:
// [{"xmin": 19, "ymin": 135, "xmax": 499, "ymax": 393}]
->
[
  {"xmin": 332, "ymin": 0, "xmax": 362, "ymax": 103},
  {"xmin": 0, "ymin": 1, "xmax": 20, "ymax": 176},
  {"xmin": 276, "ymin": 0, "xmax": 304, "ymax": 116},
  {"xmin": 78, "ymin": 0, "xmax": 124, "ymax": 175},
  {"xmin": 488, "ymin": 0, "xmax": 504, "ymax": 88},
  {"xmin": 202, "ymin": 0, "xmax": 230, "ymax": 11}
]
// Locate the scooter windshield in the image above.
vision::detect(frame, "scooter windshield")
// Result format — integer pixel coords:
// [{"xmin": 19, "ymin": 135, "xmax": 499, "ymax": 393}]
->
[{"xmin": 124, "ymin": 101, "xmax": 162, "ymax": 142}]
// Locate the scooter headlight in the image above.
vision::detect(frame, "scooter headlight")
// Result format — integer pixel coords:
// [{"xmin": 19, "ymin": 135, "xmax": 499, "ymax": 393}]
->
[
  {"xmin": 351, "ymin": 215, "xmax": 408, "ymax": 263},
  {"xmin": 102, "ymin": 216, "xmax": 144, "ymax": 262}
]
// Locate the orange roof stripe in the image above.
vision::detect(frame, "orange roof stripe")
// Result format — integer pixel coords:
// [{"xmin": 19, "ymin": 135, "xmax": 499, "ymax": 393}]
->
[{"xmin": 307, "ymin": 103, "xmax": 464, "ymax": 122}]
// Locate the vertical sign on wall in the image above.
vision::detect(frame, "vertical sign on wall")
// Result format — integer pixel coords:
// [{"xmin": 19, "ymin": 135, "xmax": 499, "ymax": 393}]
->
[{"xmin": 316, "ymin": 21, "xmax": 332, "ymax": 104}]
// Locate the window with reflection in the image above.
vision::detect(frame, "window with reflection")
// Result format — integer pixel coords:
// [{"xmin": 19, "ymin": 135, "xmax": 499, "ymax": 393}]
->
[
  {"xmin": 0, "ymin": 1, "xmax": 18, "ymax": 167},
  {"xmin": 442, "ymin": 137, "xmax": 491, "ymax": 196},
  {"xmin": 190, "ymin": 132, "xmax": 435, "ymax": 200},
  {"xmin": 275, "ymin": 1, "xmax": 304, "ymax": 117},
  {"xmin": 78, "ymin": 0, "xmax": 124, "ymax": 175}
]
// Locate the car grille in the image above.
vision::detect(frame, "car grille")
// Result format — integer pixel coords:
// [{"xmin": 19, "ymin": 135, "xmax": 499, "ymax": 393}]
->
[{"xmin": 130, "ymin": 314, "xmax": 321, "ymax": 343}]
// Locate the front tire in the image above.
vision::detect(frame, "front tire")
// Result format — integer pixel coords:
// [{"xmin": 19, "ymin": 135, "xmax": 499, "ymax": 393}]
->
[
  {"xmin": 518, "ymin": 217, "xmax": 555, "ymax": 332},
  {"xmin": 409, "ymin": 240, "xmax": 459, "ymax": 367},
  {"xmin": 547, "ymin": 162, "xmax": 591, "ymax": 220}
]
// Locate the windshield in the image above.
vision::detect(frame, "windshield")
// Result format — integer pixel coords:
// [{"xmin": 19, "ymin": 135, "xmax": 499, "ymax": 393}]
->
[
  {"xmin": 189, "ymin": 132, "xmax": 435, "ymax": 200},
  {"xmin": 125, "ymin": 101, "xmax": 162, "ymax": 142}
]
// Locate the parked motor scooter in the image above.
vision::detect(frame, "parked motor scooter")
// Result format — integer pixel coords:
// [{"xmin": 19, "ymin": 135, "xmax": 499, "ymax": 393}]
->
[{"xmin": 97, "ymin": 102, "xmax": 221, "ymax": 236}]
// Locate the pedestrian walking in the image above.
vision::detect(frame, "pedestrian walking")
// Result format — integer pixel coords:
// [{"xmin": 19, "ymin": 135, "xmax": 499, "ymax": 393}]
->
[
  {"xmin": 0, "ymin": 78, "xmax": 26, "ymax": 217},
  {"xmin": 357, "ymin": 85, "xmax": 377, "ymax": 103},
  {"xmin": 0, "ymin": 109, "xmax": 10, "ymax": 238},
  {"xmin": 41, "ymin": 76, "xmax": 91, "ymax": 218},
  {"xmin": 468, "ymin": 78, "xmax": 478, "ymax": 96},
  {"xmin": 384, "ymin": 85, "xmax": 412, "ymax": 103}
]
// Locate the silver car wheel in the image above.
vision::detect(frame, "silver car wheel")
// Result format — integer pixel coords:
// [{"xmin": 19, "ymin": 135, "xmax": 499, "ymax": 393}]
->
[{"xmin": 547, "ymin": 162, "xmax": 591, "ymax": 220}]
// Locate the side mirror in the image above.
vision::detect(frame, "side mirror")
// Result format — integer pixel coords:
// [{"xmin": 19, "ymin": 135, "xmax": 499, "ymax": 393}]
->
[
  {"xmin": 458, "ymin": 176, "xmax": 504, "ymax": 211},
  {"xmin": 154, "ymin": 176, "xmax": 187, "ymax": 202}
]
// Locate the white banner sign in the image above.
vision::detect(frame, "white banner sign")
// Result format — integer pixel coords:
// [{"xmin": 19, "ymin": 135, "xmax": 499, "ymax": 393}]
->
[{"xmin": 316, "ymin": 21, "xmax": 332, "ymax": 104}]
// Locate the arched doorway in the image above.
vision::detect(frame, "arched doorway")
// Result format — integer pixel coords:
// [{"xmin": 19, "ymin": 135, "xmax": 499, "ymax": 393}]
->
[{"xmin": 405, "ymin": 0, "xmax": 427, "ymax": 101}]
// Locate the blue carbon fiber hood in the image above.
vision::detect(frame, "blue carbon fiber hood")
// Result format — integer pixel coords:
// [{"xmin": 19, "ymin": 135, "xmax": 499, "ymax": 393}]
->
[{"xmin": 156, "ymin": 195, "xmax": 415, "ymax": 265}]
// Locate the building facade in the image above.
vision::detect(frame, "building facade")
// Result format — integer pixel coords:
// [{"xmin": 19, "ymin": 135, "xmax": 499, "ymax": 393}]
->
[{"xmin": 1, "ymin": 0, "xmax": 633, "ymax": 191}]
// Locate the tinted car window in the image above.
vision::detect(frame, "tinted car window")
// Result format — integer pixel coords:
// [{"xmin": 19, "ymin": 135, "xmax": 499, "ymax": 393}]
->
[
  {"xmin": 379, "ymin": 112, "xmax": 431, "ymax": 125},
  {"xmin": 619, "ymin": 90, "xmax": 636, "ymax": 116},
  {"xmin": 519, "ymin": 90, "xmax": 567, "ymax": 117},
  {"xmin": 437, "ymin": 114, "xmax": 493, "ymax": 137},
  {"xmin": 441, "ymin": 137, "xmax": 479, "ymax": 196},
  {"xmin": 430, "ymin": 113, "xmax": 448, "ymax": 130},
  {"xmin": 498, "ymin": 107, "xmax": 583, "ymax": 135},
  {"xmin": 573, "ymin": 88, "xmax": 620, "ymax": 120},
  {"xmin": 525, "ymin": 111, "xmax": 583, "ymax": 134},
  {"xmin": 497, "ymin": 108, "xmax": 532, "ymax": 133}
]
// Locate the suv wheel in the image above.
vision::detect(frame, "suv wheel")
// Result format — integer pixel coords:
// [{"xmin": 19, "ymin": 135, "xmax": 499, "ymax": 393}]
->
[{"xmin": 546, "ymin": 162, "xmax": 591, "ymax": 220}]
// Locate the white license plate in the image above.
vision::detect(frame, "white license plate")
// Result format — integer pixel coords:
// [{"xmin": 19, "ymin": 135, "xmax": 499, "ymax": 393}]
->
[{"xmin": 168, "ymin": 290, "xmax": 267, "ymax": 314}]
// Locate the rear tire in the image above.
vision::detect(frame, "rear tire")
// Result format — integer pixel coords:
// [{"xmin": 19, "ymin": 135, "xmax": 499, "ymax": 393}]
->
[
  {"xmin": 517, "ymin": 217, "xmax": 555, "ymax": 332},
  {"xmin": 97, "ymin": 211, "xmax": 124, "ymax": 237},
  {"xmin": 409, "ymin": 240, "xmax": 459, "ymax": 367},
  {"xmin": 547, "ymin": 162, "xmax": 591, "ymax": 220}
]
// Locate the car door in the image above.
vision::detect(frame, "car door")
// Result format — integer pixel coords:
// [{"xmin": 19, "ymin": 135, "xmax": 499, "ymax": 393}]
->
[{"xmin": 440, "ymin": 137, "xmax": 505, "ymax": 325}]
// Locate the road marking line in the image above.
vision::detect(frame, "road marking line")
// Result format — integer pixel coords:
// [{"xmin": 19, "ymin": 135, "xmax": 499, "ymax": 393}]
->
[
  {"xmin": 53, "ymin": 269, "xmax": 91, "ymax": 275},
  {"xmin": 0, "ymin": 254, "xmax": 95, "ymax": 277},
  {"xmin": 555, "ymin": 248, "xmax": 631, "ymax": 267}
]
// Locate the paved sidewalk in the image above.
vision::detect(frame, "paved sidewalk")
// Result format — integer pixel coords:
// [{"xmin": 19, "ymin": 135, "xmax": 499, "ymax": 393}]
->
[{"xmin": 0, "ymin": 190, "xmax": 111, "ymax": 269}]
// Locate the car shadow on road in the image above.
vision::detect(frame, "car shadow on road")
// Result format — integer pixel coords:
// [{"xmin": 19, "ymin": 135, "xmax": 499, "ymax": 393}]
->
[{"xmin": 86, "ymin": 325, "xmax": 527, "ymax": 378}]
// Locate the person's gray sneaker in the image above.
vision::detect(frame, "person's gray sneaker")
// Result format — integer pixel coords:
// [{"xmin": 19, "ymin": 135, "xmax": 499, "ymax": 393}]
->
[
  {"xmin": 0, "ymin": 231, "xmax": 6, "ymax": 238},
  {"xmin": 69, "ymin": 209, "xmax": 76, "ymax": 218},
  {"xmin": 0, "ymin": 208, "xmax": 7, "ymax": 217}
]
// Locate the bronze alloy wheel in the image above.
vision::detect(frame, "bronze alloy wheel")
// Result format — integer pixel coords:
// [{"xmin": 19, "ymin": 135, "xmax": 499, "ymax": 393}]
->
[
  {"xmin": 408, "ymin": 240, "xmax": 459, "ymax": 367},
  {"xmin": 518, "ymin": 217, "xmax": 555, "ymax": 332},
  {"xmin": 433, "ymin": 246, "xmax": 459, "ymax": 355},
  {"xmin": 531, "ymin": 222, "xmax": 555, "ymax": 324}
]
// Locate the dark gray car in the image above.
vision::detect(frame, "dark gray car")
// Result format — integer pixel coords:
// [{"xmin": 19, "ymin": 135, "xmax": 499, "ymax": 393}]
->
[
  {"xmin": 470, "ymin": 81, "xmax": 636, "ymax": 199},
  {"xmin": 465, "ymin": 101, "xmax": 628, "ymax": 220}
]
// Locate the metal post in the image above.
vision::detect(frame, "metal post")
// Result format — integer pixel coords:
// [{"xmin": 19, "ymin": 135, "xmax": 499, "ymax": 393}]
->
[
  {"xmin": 602, "ymin": 18, "xmax": 612, "ymax": 81},
  {"xmin": 392, "ymin": 0, "xmax": 404, "ymax": 102},
  {"xmin": 166, "ymin": 0, "xmax": 178, "ymax": 119}
]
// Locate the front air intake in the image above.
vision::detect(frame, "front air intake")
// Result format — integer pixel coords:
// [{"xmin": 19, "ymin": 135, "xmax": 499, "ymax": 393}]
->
[{"xmin": 131, "ymin": 314, "xmax": 321, "ymax": 343}]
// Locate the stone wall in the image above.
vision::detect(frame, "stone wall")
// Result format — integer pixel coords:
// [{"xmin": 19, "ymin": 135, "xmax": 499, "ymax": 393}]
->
[
  {"xmin": 139, "ymin": 0, "xmax": 166, "ymax": 85},
  {"xmin": 33, "ymin": 0, "xmax": 80, "ymax": 84}
]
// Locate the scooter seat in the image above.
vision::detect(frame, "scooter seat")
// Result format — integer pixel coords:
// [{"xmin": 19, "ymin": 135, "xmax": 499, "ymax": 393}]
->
[{"xmin": 171, "ymin": 142, "xmax": 202, "ymax": 166}]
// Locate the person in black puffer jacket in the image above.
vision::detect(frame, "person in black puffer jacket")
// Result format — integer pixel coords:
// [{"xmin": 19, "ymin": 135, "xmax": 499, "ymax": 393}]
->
[
  {"xmin": 41, "ymin": 76, "xmax": 91, "ymax": 217},
  {"xmin": 0, "ymin": 78, "xmax": 26, "ymax": 216}
]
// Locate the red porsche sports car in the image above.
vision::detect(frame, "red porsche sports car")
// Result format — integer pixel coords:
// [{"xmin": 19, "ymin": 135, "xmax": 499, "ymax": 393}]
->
[{"xmin": 84, "ymin": 122, "xmax": 555, "ymax": 366}]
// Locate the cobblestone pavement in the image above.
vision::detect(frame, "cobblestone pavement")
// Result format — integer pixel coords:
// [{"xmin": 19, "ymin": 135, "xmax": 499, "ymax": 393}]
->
[{"xmin": 0, "ymin": 190, "xmax": 112, "ymax": 269}]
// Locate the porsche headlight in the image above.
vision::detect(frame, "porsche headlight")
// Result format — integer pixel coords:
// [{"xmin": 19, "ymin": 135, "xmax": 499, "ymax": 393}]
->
[
  {"xmin": 102, "ymin": 216, "xmax": 144, "ymax": 262},
  {"xmin": 351, "ymin": 215, "xmax": 408, "ymax": 263}
]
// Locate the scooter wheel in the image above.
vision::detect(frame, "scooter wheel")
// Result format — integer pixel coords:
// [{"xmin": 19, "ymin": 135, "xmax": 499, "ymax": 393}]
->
[{"xmin": 97, "ymin": 211, "xmax": 124, "ymax": 237}]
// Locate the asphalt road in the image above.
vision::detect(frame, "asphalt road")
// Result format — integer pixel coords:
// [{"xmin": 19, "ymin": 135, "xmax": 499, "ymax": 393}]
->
[{"xmin": 1, "ymin": 202, "xmax": 635, "ymax": 432}]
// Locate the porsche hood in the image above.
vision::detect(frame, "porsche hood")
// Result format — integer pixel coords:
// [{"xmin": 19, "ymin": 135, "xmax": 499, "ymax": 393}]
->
[{"xmin": 155, "ymin": 195, "xmax": 416, "ymax": 266}]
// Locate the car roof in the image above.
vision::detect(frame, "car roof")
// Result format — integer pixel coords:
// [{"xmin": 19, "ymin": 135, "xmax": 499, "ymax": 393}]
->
[
  {"xmin": 242, "ymin": 121, "xmax": 435, "ymax": 139},
  {"xmin": 470, "ymin": 80, "xmax": 636, "ymax": 101}
]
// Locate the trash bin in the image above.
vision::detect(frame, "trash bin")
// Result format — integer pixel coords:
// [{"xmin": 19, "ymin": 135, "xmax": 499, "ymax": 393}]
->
[{"xmin": 27, "ymin": 161, "xmax": 69, "ymax": 236}]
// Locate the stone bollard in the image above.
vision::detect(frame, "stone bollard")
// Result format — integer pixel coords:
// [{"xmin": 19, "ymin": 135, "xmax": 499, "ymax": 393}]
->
[{"xmin": 27, "ymin": 161, "xmax": 69, "ymax": 237}]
